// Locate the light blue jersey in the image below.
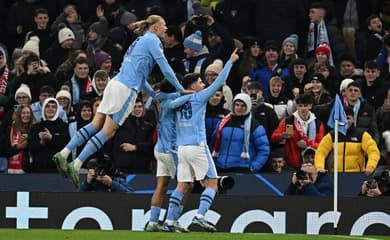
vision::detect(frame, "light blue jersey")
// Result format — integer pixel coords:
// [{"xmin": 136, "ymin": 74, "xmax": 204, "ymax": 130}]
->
[
  {"xmin": 112, "ymin": 31, "xmax": 184, "ymax": 93},
  {"xmin": 154, "ymin": 92, "xmax": 180, "ymax": 153},
  {"xmin": 169, "ymin": 61, "xmax": 233, "ymax": 146}
]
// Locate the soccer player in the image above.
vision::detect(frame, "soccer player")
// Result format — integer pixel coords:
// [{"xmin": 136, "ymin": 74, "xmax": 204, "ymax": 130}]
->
[
  {"xmin": 163, "ymin": 49, "xmax": 239, "ymax": 232},
  {"xmin": 144, "ymin": 79, "xmax": 192, "ymax": 232},
  {"xmin": 53, "ymin": 15, "xmax": 184, "ymax": 188}
]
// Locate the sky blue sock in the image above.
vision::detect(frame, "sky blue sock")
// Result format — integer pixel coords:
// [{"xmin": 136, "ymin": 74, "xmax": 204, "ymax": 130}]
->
[
  {"xmin": 149, "ymin": 206, "xmax": 161, "ymax": 222},
  {"xmin": 77, "ymin": 131, "xmax": 108, "ymax": 162},
  {"xmin": 197, "ymin": 187, "xmax": 216, "ymax": 216},
  {"xmin": 66, "ymin": 123, "xmax": 97, "ymax": 150},
  {"xmin": 173, "ymin": 204, "xmax": 184, "ymax": 221},
  {"xmin": 166, "ymin": 190, "xmax": 183, "ymax": 222}
]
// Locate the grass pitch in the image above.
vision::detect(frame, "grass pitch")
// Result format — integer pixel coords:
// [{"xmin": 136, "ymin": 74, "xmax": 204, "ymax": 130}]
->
[{"xmin": 0, "ymin": 229, "xmax": 388, "ymax": 240}]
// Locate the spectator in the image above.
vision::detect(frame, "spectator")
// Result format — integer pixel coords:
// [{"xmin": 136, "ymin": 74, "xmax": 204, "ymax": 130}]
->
[
  {"xmin": 205, "ymin": 88, "xmax": 230, "ymax": 148},
  {"xmin": 86, "ymin": 16, "xmax": 122, "ymax": 72},
  {"xmin": 25, "ymin": 8, "xmax": 53, "ymax": 54},
  {"xmin": 109, "ymin": 10, "xmax": 138, "ymax": 55},
  {"xmin": 79, "ymin": 157, "xmax": 133, "ymax": 193},
  {"xmin": 0, "ymin": 45, "xmax": 15, "ymax": 126},
  {"xmin": 211, "ymin": 93, "xmax": 270, "ymax": 173},
  {"xmin": 88, "ymin": 70, "xmax": 110, "ymax": 101},
  {"xmin": 306, "ymin": 2, "xmax": 347, "ymax": 67},
  {"xmin": 68, "ymin": 100, "xmax": 93, "ymax": 162},
  {"xmin": 93, "ymin": 49, "xmax": 113, "ymax": 77},
  {"xmin": 161, "ymin": 25, "xmax": 186, "ymax": 76},
  {"xmin": 279, "ymin": 34, "xmax": 299, "ymax": 69},
  {"xmin": 50, "ymin": 4, "xmax": 86, "ymax": 50},
  {"xmin": 338, "ymin": 53, "xmax": 364, "ymax": 87},
  {"xmin": 248, "ymin": 40, "xmax": 289, "ymax": 98},
  {"xmin": 31, "ymin": 85, "xmax": 68, "ymax": 124},
  {"xmin": 183, "ymin": 30, "xmax": 210, "ymax": 74},
  {"xmin": 3, "ymin": 105, "xmax": 35, "ymax": 174},
  {"xmin": 360, "ymin": 60, "xmax": 390, "ymax": 110},
  {"xmin": 303, "ymin": 73, "xmax": 333, "ymax": 107},
  {"xmin": 365, "ymin": 14, "xmax": 385, "ymax": 62},
  {"xmin": 345, "ymin": 81, "xmax": 380, "ymax": 144},
  {"xmin": 315, "ymin": 106, "xmax": 380, "ymax": 175},
  {"xmin": 237, "ymin": 38, "xmax": 262, "ymax": 82},
  {"xmin": 55, "ymin": 50, "xmax": 87, "ymax": 90},
  {"xmin": 111, "ymin": 98, "xmax": 156, "ymax": 173},
  {"xmin": 56, "ymin": 89, "xmax": 75, "ymax": 122},
  {"xmin": 265, "ymin": 149, "xmax": 294, "ymax": 173},
  {"xmin": 43, "ymin": 24, "xmax": 76, "ymax": 72},
  {"xmin": 376, "ymin": 35, "xmax": 390, "ymax": 79},
  {"xmin": 63, "ymin": 57, "xmax": 93, "ymax": 106},
  {"xmin": 204, "ymin": 59, "xmax": 233, "ymax": 111},
  {"xmin": 246, "ymin": 81, "xmax": 279, "ymax": 141},
  {"xmin": 2, "ymin": 84, "xmax": 33, "ymax": 128},
  {"xmin": 377, "ymin": 86, "xmax": 390, "ymax": 168},
  {"xmin": 15, "ymin": 54, "xmax": 55, "ymax": 102},
  {"xmin": 311, "ymin": 61, "xmax": 339, "ymax": 97},
  {"xmin": 271, "ymin": 94, "xmax": 326, "ymax": 168},
  {"xmin": 264, "ymin": 76, "xmax": 294, "ymax": 120},
  {"xmin": 28, "ymin": 97, "xmax": 69, "ymax": 172},
  {"xmin": 283, "ymin": 58, "xmax": 310, "ymax": 99}
]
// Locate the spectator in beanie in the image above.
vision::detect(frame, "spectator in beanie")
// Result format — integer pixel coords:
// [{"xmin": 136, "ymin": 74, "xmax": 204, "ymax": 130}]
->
[
  {"xmin": 56, "ymin": 89, "xmax": 75, "ymax": 122},
  {"xmin": 43, "ymin": 24, "xmax": 75, "ymax": 72},
  {"xmin": 86, "ymin": 16, "xmax": 122, "ymax": 71},
  {"xmin": 183, "ymin": 30, "xmax": 210, "ymax": 74},
  {"xmin": 280, "ymin": 34, "xmax": 299, "ymax": 69},
  {"xmin": 15, "ymin": 54, "xmax": 55, "ymax": 103},
  {"xmin": 50, "ymin": 4, "xmax": 86, "ymax": 50},
  {"xmin": 93, "ymin": 49, "xmax": 113, "ymax": 76},
  {"xmin": 109, "ymin": 11, "xmax": 138, "ymax": 54},
  {"xmin": 205, "ymin": 59, "xmax": 233, "ymax": 111}
]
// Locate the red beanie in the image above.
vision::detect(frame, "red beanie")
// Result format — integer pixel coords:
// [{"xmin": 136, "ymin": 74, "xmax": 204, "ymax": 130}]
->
[{"xmin": 315, "ymin": 43, "xmax": 331, "ymax": 59}]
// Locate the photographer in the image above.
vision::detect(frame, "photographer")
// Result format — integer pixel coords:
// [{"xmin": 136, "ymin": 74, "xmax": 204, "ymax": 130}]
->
[
  {"xmin": 285, "ymin": 148, "xmax": 332, "ymax": 196},
  {"xmin": 78, "ymin": 158, "xmax": 133, "ymax": 193},
  {"xmin": 359, "ymin": 167, "xmax": 390, "ymax": 197}
]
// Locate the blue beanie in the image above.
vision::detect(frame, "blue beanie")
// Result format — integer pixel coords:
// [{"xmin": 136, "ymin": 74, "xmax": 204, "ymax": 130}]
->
[{"xmin": 183, "ymin": 31, "xmax": 203, "ymax": 52}]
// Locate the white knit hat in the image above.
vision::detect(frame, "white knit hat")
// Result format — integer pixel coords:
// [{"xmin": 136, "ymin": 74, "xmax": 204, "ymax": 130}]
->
[
  {"xmin": 15, "ymin": 84, "xmax": 32, "ymax": 101},
  {"xmin": 56, "ymin": 90, "xmax": 72, "ymax": 101},
  {"xmin": 58, "ymin": 27, "xmax": 75, "ymax": 44},
  {"xmin": 233, "ymin": 93, "xmax": 252, "ymax": 115},
  {"xmin": 22, "ymin": 36, "xmax": 40, "ymax": 56},
  {"xmin": 205, "ymin": 59, "xmax": 223, "ymax": 74},
  {"xmin": 339, "ymin": 78, "xmax": 354, "ymax": 93}
]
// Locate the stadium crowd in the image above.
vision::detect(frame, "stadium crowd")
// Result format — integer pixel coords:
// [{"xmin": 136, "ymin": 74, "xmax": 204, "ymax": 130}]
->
[{"xmin": 0, "ymin": 0, "xmax": 389, "ymax": 199}]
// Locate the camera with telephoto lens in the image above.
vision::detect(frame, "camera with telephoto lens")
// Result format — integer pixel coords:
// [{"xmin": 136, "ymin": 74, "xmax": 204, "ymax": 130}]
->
[
  {"xmin": 366, "ymin": 179, "xmax": 377, "ymax": 189},
  {"xmin": 218, "ymin": 176, "xmax": 235, "ymax": 193},
  {"xmin": 296, "ymin": 170, "xmax": 309, "ymax": 181},
  {"xmin": 87, "ymin": 155, "xmax": 126, "ymax": 179}
]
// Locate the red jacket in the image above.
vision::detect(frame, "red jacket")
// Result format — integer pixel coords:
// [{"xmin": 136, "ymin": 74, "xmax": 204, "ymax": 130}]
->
[{"xmin": 271, "ymin": 117, "xmax": 325, "ymax": 168}]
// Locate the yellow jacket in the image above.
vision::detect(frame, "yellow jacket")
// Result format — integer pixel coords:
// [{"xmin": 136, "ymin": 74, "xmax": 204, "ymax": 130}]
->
[{"xmin": 314, "ymin": 128, "xmax": 380, "ymax": 172}]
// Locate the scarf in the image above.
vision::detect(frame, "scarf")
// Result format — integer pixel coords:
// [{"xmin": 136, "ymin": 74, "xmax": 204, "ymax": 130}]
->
[
  {"xmin": 293, "ymin": 111, "xmax": 317, "ymax": 141},
  {"xmin": 71, "ymin": 74, "xmax": 92, "ymax": 105},
  {"xmin": 349, "ymin": 98, "xmax": 361, "ymax": 127},
  {"xmin": 307, "ymin": 20, "xmax": 334, "ymax": 66},
  {"xmin": 0, "ymin": 65, "xmax": 9, "ymax": 117},
  {"xmin": 212, "ymin": 113, "xmax": 252, "ymax": 159}
]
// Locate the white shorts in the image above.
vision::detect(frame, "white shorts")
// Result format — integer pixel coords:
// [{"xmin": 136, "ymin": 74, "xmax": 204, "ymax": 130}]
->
[
  {"xmin": 154, "ymin": 150, "xmax": 177, "ymax": 178},
  {"xmin": 97, "ymin": 80, "xmax": 138, "ymax": 125},
  {"xmin": 177, "ymin": 145, "xmax": 218, "ymax": 182}
]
